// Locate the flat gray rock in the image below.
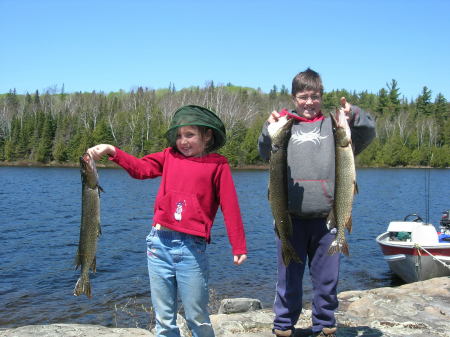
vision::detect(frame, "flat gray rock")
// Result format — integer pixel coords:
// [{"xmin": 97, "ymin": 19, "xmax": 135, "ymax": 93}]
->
[{"xmin": 1, "ymin": 277, "xmax": 449, "ymax": 337}]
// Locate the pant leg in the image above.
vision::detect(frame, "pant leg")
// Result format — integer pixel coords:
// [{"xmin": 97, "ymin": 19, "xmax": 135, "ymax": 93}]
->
[
  {"xmin": 307, "ymin": 219, "xmax": 340, "ymax": 333},
  {"xmin": 176, "ymin": 235, "xmax": 215, "ymax": 337},
  {"xmin": 273, "ymin": 220, "xmax": 308, "ymax": 332},
  {"xmin": 146, "ymin": 228, "xmax": 180, "ymax": 337}
]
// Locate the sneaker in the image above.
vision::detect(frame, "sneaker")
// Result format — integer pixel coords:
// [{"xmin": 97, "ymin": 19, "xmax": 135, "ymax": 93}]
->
[
  {"xmin": 312, "ymin": 327, "xmax": 337, "ymax": 337},
  {"xmin": 273, "ymin": 328, "xmax": 293, "ymax": 336}
]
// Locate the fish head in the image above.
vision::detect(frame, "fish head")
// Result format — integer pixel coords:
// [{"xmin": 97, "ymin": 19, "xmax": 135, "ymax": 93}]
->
[
  {"xmin": 268, "ymin": 117, "xmax": 294, "ymax": 147},
  {"xmin": 330, "ymin": 110, "xmax": 351, "ymax": 147},
  {"xmin": 80, "ymin": 153, "xmax": 99, "ymax": 188}
]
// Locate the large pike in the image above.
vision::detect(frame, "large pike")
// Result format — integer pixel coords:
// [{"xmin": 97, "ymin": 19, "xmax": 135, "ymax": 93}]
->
[
  {"xmin": 74, "ymin": 152, "xmax": 102, "ymax": 298},
  {"xmin": 327, "ymin": 109, "xmax": 358, "ymax": 256},
  {"xmin": 268, "ymin": 117, "xmax": 302, "ymax": 266}
]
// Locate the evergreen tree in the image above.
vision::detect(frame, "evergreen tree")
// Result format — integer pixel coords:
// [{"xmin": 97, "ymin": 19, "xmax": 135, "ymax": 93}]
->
[
  {"xmin": 416, "ymin": 86, "xmax": 433, "ymax": 116},
  {"xmin": 387, "ymin": 79, "xmax": 401, "ymax": 114},
  {"xmin": 269, "ymin": 85, "xmax": 277, "ymax": 100},
  {"xmin": 376, "ymin": 88, "xmax": 389, "ymax": 115},
  {"xmin": 35, "ymin": 113, "xmax": 55, "ymax": 162},
  {"xmin": 434, "ymin": 93, "xmax": 448, "ymax": 118},
  {"xmin": 280, "ymin": 84, "xmax": 289, "ymax": 96}
]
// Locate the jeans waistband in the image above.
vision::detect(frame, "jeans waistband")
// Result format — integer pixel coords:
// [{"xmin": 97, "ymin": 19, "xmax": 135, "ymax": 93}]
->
[{"xmin": 150, "ymin": 226, "xmax": 206, "ymax": 241}]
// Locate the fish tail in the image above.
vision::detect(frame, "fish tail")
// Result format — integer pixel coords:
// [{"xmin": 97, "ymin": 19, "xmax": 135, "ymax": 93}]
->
[
  {"xmin": 327, "ymin": 239, "xmax": 349, "ymax": 256},
  {"xmin": 73, "ymin": 274, "xmax": 92, "ymax": 298},
  {"xmin": 282, "ymin": 242, "xmax": 303, "ymax": 266},
  {"xmin": 340, "ymin": 240, "xmax": 349, "ymax": 256}
]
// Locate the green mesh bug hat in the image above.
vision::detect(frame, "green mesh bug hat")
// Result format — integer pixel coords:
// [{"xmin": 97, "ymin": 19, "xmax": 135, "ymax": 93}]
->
[{"xmin": 165, "ymin": 105, "xmax": 226, "ymax": 152}]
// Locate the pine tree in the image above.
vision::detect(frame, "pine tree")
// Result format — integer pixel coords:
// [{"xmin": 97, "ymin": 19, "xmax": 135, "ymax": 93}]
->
[
  {"xmin": 434, "ymin": 93, "xmax": 448, "ymax": 118},
  {"xmin": 416, "ymin": 86, "xmax": 433, "ymax": 116},
  {"xmin": 35, "ymin": 113, "xmax": 55, "ymax": 162},
  {"xmin": 377, "ymin": 88, "xmax": 389, "ymax": 115},
  {"xmin": 387, "ymin": 79, "xmax": 401, "ymax": 114}
]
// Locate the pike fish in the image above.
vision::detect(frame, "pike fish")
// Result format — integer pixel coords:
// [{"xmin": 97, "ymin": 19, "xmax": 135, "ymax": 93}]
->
[
  {"xmin": 74, "ymin": 152, "xmax": 102, "ymax": 298},
  {"xmin": 268, "ymin": 117, "xmax": 302, "ymax": 266},
  {"xmin": 327, "ymin": 109, "xmax": 358, "ymax": 256}
]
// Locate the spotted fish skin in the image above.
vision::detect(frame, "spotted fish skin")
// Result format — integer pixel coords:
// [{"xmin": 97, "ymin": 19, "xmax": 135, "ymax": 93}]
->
[
  {"xmin": 328, "ymin": 110, "xmax": 357, "ymax": 256},
  {"xmin": 74, "ymin": 152, "xmax": 102, "ymax": 298},
  {"xmin": 268, "ymin": 117, "xmax": 302, "ymax": 266}
]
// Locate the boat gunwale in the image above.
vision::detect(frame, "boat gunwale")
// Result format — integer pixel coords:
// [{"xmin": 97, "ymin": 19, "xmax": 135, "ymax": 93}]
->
[{"xmin": 376, "ymin": 232, "xmax": 450, "ymax": 254}]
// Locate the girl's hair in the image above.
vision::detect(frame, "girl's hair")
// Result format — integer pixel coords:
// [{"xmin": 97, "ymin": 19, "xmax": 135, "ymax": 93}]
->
[
  {"xmin": 291, "ymin": 68, "xmax": 324, "ymax": 96},
  {"xmin": 194, "ymin": 125, "xmax": 215, "ymax": 153}
]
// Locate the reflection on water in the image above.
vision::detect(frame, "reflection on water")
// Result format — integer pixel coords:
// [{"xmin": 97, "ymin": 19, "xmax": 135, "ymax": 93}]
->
[{"xmin": 0, "ymin": 167, "xmax": 448, "ymax": 328}]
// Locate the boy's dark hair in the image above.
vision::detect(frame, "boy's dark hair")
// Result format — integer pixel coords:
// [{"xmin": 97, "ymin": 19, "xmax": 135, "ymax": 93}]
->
[{"xmin": 291, "ymin": 68, "xmax": 324, "ymax": 96}]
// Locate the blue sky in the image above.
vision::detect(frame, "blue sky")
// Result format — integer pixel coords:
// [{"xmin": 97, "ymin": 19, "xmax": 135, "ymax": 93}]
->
[{"xmin": 1, "ymin": 0, "xmax": 449, "ymax": 101}]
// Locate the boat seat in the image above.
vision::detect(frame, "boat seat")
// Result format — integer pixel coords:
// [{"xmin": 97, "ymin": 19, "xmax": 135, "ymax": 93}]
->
[{"xmin": 411, "ymin": 224, "xmax": 439, "ymax": 245}]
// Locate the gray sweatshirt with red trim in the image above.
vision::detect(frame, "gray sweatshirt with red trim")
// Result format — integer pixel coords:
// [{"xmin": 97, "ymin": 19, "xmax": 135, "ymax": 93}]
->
[{"xmin": 258, "ymin": 106, "xmax": 375, "ymax": 218}]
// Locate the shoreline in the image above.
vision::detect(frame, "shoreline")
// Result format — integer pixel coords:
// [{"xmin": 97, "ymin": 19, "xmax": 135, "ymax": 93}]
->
[
  {"xmin": 1, "ymin": 277, "xmax": 448, "ymax": 337},
  {"xmin": 0, "ymin": 160, "xmax": 446, "ymax": 170}
]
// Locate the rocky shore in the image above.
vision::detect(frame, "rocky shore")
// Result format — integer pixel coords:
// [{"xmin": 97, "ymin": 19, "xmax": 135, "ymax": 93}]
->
[{"xmin": 1, "ymin": 277, "xmax": 448, "ymax": 337}]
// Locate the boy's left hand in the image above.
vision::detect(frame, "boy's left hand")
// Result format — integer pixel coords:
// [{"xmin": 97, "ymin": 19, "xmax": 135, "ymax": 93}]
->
[
  {"xmin": 339, "ymin": 97, "xmax": 353, "ymax": 120},
  {"xmin": 233, "ymin": 254, "xmax": 247, "ymax": 265}
]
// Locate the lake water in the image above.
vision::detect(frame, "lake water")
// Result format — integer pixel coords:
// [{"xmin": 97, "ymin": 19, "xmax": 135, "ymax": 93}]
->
[{"xmin": 0, "ymin": 166, "xmax": 449, "ymax": 329}]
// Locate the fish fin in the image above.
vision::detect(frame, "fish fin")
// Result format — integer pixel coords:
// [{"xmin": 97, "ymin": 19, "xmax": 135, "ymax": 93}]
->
[
  {"xmin": 98, "ymin": 185, "xmax": 105, "ymax": 193},
  {"xmin": 91, "ymin": 256, "xmax": 97, "ymax": 273},
  {"xmin": 286, "ymin": 213, "xmax": 294, "ymax": 237},
  {"xmin": 328, "ymin": 240, "xmax": 349, "ymax": 256},
  {"xmin": 345, "ymin": 215, "xmax": 353, "ymax": 233},
  {"xmin": 74, "ymin": 275, "xmax": 92, "ymax": 298},
  {"xmin": 341, "ymin": 241, "xmax": 349, "ymax": 256},
  {"xmin": 281, "ymin": 242, "xmax": 302, "ymax": 266},
  {"xmin": 327, "ymin": 240, "xmax": 339, "ymax": 255},
  {"xmin": 326, "ymin": 211, "xmax": 336, "ymax": 229},
  {"xmin": 74, "ymin": 250, "xmax": 82, "ymax": 269},
  {"xmin": 274, "ymin": 226, "xmax": 281, "ymax": 239}
]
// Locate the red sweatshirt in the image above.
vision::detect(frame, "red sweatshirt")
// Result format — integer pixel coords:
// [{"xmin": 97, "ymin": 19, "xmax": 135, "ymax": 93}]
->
[{"xmin": 110, "ymin": 147, "xmax": 247, "ymax": 255}]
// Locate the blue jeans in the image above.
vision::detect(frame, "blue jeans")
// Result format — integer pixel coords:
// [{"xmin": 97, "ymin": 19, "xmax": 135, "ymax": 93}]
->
[{"xmin": 146, "ymin": 227, "xmax": 215, "ymax": 337}]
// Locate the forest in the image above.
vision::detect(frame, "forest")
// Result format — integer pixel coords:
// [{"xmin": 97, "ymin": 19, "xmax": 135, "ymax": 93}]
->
[{"xmin": 0, "ymin": 79, "xmax": 449, "ymax": 168}]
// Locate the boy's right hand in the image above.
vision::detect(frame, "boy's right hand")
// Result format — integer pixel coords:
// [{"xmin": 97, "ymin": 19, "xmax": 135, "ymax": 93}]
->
[
  {"xmin": 87, "ymin": 144, "xmax": 116, "ymax": 161},
  {"xmin": 267, "ymin": 110, "xmax": 280, "ymax": 124}
]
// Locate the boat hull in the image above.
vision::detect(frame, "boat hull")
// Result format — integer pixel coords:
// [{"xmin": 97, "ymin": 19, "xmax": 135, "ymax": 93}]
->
[{"xmin": 376, "ymin": 232, "xmax": 450, "ymax": 283}]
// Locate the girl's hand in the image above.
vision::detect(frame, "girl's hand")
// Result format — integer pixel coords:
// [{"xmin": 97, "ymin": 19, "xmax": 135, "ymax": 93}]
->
[
  {"xmin": 233, "ymin": 254, "xmax": 247, "ymax": 265},
  {"xmin": 87, "ymin": 144, "xmax": 116, "ymax": 161}
]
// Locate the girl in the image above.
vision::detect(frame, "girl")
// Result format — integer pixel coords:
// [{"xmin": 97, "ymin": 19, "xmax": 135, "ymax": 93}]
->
[{"xmin": 88, "ymin": 105, "xmax": 247, "ymax": 337}]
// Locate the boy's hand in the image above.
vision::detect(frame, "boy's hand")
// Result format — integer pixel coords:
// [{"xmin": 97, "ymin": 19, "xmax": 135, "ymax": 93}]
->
[
  {"xmin": 267, "ymin": 110, "xmax": 280, "ymax": 124},
  {"xmin": 233, "ymin": 254, "xmax": 247, "ymax": 265},
  {"xmin": 87, "ymin": 144, "xmax": 116, "ymax": 161},
  {"xmin": 340, "ymin": 97, "xmax": 353, "ymax": 120}
]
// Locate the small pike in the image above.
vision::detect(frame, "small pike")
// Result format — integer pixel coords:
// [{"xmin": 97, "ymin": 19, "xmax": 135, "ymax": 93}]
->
[
  {"xmin": 268, "ymin": 117, "xmax": 302, "ymax": 266},
  {"xmin": 74, "ymin": 152, "xmax": 102, "ymax": 298},
  {"xmin": 328, "ymin": 109, "xmax": 358, "ymax": 256}
]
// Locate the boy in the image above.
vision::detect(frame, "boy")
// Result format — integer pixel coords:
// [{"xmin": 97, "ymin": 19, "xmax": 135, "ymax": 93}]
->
[{"xmin": 258, "ymin": 68, "xmax": 375, "ymax": 337}]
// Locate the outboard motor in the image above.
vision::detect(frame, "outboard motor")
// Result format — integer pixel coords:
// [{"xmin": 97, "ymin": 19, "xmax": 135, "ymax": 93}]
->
[
  {"xmin": 440, "ymin": 210, "xmax": 450, "ymax": 227},
  {"xmin": 439, "ymin": 210, "xmax": 450, "ymax": 241}
]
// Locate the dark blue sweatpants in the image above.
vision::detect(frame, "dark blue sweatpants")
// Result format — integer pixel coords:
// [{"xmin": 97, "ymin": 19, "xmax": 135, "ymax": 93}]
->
[{"xmin": 273, "ymin": 217, "xmax": 340, "ymax": 334}]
